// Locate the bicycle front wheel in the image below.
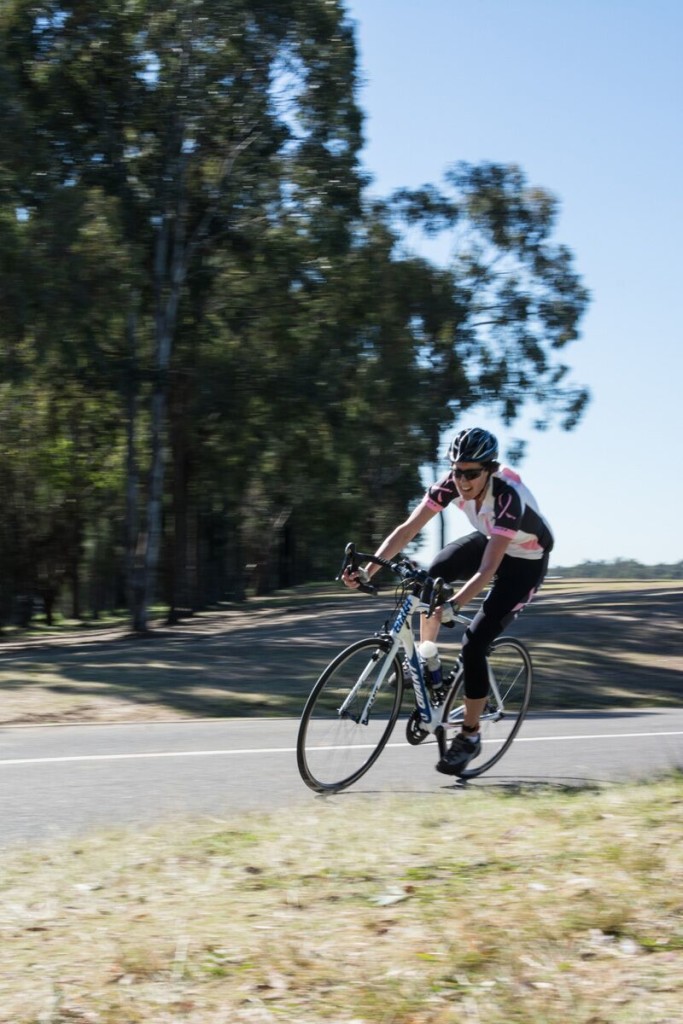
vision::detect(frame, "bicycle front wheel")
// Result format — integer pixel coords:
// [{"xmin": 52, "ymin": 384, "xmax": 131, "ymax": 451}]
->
[
  {"xmin": 443, "ymin": 637, "xmax": 533, "ymax": 778},
  {"xmin": 297, "ymin": 637, "xmax": 404, "ymax": 793}
]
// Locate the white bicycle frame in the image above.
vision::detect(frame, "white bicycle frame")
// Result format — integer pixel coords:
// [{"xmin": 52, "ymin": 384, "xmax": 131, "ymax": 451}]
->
[{"xmin": 338, "ymin": 590, "xmax": 509, "ymax": 731}]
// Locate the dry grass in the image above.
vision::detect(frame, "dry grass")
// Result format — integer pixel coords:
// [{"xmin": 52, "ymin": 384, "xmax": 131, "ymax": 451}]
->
[{"xmin": 1, "ymin": 777, "xmax": 682, "ymax": 1023}]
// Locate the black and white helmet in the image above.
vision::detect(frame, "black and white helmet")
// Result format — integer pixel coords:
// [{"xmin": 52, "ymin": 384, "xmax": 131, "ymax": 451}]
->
[{"xmin": 448, "ymin": 427, "xmax": 499, "ymax": 464}]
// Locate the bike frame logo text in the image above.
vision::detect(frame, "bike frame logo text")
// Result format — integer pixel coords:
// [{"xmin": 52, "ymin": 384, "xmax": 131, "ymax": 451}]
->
[{"xmin": 392, "ymin": 596, "xmax": 413, "ymax": 634}]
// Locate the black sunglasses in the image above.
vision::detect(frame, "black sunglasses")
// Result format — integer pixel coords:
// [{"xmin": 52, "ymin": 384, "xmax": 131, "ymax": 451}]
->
[{"xmin": 452, "ymin": 466, "xmax": 487, "ymax": 481}]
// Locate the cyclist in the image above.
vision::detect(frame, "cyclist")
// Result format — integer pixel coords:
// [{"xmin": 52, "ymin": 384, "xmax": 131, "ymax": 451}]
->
[{"xmin": 342, "ymin": 427, "xmax": 553, "ymax": 776}]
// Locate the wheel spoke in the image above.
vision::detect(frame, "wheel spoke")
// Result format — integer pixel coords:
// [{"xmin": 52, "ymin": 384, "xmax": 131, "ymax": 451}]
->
[
  {"xmin": 297, "ymin": 638, "xmax": 403, "ymax": 792},
  {"xmin": 443, "ymin": 638, "xmax": 532, "ymax": 777}
]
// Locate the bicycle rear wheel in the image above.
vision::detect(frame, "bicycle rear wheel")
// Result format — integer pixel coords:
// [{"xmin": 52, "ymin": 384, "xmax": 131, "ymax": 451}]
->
[
  {"xmin": 297, "ymin": 637, "xmax": 404, "ymax": 793},
  {"xmin": 443, "ymin": 637, "xmax": 532, "ymax": 778}
]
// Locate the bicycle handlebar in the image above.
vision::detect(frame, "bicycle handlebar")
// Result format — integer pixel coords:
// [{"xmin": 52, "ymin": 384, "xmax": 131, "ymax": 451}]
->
[
  {"xmin": 337, "ymin": 542, "xmax": 457, "ymax": 611},
  {"xmin": 336, "ymin": 542, "xmax": 380, "ymax": 595}
]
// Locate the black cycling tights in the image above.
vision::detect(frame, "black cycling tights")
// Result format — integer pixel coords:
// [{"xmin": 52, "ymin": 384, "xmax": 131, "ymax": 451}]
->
[{"xmin": 428, "ymin": 531, "xmax": 549, "ymax": 700}]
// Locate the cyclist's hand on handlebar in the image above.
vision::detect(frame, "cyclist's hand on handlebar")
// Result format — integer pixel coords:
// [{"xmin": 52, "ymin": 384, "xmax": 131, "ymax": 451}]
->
[
  {"xmin": 439, "ymin": 597, "xmax": 461, "ymax": 627},
  {"xmin": 342, "ymin": 566, "xmax": 370, "ymax": 589},
  {"xmin": 427, "ymin": 577, "xmax": 458, "ymax": 618},
  {"xmin": 337, "ymin": 544, "xmax": 376, "ymax": 594},
  {"xmin": 341, "ymin": 566, "xmax": 378, "ymax": 595}
]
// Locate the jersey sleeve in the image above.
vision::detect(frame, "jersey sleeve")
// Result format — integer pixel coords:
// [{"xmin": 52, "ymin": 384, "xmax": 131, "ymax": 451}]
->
[
  {"xmin": 491, "ymin": 483, "xmax": 524, "ymax": 538},
  {"xmin": 422, "ymin": 471, "xmax": 459, "ymax": 512}
]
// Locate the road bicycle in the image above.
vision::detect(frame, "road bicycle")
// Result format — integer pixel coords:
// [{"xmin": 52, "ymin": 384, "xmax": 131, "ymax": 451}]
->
[{"xmin": 296, "ymin": 543, "xmax": 533, "ymax": 793}]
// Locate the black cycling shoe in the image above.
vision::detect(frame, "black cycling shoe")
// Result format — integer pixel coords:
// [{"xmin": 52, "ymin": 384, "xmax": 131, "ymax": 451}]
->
[{"xmin": 436, "ymin": 732, "xmax": 482, "ymax": 776}]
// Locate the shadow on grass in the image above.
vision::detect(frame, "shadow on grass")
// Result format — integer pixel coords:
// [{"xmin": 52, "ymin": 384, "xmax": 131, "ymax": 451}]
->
[
  {"xmin": 521, "ymin": 585, "xmax": 683, "ymax": 710},
  {"xmin": 0, "ymin": 583, "xmax": 681, "ymax": 724},
  {"xmin": 0, "ymin": 596, "xmax": 380, "ymax": 722}
]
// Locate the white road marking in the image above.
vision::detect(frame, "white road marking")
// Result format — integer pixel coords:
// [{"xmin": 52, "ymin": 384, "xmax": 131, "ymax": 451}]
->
[
  {"xmin": 0, "ymin": 748, "xmax": 297, "ymax": 767},
  {"xmin": 0, "ymin": 729, "xmax": 681, "ymax": 767},
  {"xmin": 510, "ymin": 730, "xmax": 683, "ymax": 744}
]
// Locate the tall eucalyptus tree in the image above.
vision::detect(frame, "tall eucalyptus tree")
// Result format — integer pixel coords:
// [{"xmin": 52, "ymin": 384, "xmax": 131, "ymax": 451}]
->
[{"xmin": 0, "ymin": 0, "xmax": 363, "ymax": 628}]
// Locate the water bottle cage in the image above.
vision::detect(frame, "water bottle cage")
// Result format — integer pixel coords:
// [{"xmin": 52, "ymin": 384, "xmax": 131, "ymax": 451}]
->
[{"xmin": 428, "ymin": 684, "xmax": 448, "ymax": 706}]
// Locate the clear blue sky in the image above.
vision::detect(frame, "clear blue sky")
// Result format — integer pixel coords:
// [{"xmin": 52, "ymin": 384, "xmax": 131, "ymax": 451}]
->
[{"xmin": 344, "ymin": 0, "xmax": 683, "ymax": 568}]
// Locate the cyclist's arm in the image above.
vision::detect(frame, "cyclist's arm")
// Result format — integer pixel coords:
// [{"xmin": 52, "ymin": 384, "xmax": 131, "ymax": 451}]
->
[
  {"xmin": 450, "ymin": 534, "xmax": 512, "ymax": 609},
  {"xmin": 342, "ymin": 504, "xmax": 438, "ymax": 589},
  {"xmin": 365, "ymin": 503, "xmax": 438, "ymax": 576}
]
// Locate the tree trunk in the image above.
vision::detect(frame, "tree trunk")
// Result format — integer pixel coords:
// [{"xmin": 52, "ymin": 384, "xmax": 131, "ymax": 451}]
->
[
  {"xmin": 70, "ymin": 556, "xmax": 81, "ymax": 620},
  {"xmin": 143, "ymin": 380, "xmax": 167, "ymax": 622},
  {"xmin": 138, "ymin": 208, "xmax": 187, "ymax": 631},
  {"xmin": 124, "ymin": 297, "xmax": 145, "ymax": 631},
  {"xmin": 168, "ymin": 372, "xmax": 193, "ymax": 624},
  {"xmin": 255, "ymin": 507, "xmax": 292, "ymax": 596}
]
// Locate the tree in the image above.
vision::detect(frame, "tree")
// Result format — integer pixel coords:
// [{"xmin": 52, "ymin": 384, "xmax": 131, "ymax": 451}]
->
[
  {"xmin": 0, "ymin": 0, "xmax": 364, "ymax": 628},
  {"xmin": 389, "ymin": 162, "xmax": 590, "ymax": 433},
  {"xmin": 0, "ymin": 3, "xmax": 592, "ymax": 627}
]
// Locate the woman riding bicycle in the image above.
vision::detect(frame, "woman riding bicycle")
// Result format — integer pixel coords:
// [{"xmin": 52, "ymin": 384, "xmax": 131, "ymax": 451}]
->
[{"xmin": 342, "ymin": 427, "xmax": 554, "ymax": 776}]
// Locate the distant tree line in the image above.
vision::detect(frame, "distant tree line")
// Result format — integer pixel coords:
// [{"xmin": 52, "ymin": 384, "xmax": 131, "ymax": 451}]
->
[
  {"xmin": 0, "ymin": 0, "xmax": 590, "ymax": 632},
  {"xmin": 552, "ymin": 560, "xmax": 683, "ymax": 580}
]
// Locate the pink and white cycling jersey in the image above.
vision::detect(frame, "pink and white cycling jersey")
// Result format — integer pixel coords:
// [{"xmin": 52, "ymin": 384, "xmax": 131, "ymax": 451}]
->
[{"xmin": 422, "ymin": 465, "xmax": 554, "ymax": 560}]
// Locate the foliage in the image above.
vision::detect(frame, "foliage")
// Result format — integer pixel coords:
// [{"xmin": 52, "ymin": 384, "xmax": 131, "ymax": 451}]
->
[
  {"xmin": 552, "ymin": 559, "xmax": 683, "ymax": 580},
  {"xmin": 0, "ymin": 0, "xmax": 590, "ymax": 628},
  {"xmin": 389, "ymin": 162, "xmax": 591, "ymax": 430}
]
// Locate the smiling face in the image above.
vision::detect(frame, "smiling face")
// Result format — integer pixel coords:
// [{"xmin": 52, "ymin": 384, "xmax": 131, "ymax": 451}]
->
[{"xmin": 452, "ymin": 461, "xmax": 491, "ymax": 502}]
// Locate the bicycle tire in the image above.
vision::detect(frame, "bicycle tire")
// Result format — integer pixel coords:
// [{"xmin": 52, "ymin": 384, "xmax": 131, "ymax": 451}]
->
[
  {"xmin": 297, "ymin": 636, "xmax": 404, "ymax": 793},
  {"xmin": 442, "ymin": 636, "xmax": 533, "ymax": 778}
]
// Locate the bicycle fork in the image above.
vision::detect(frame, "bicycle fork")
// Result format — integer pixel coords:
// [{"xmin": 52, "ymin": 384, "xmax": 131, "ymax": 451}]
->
[{"xmin": 337, "ymin": 638, "xmax": 397, "ymax": 725}]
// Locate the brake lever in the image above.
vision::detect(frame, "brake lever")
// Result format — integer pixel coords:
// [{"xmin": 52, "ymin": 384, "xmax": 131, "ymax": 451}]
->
[
  {"xmin": 430, "ymin": 577, "xmax": 456, "ymax": 614},
  {"xmin": 336, "ymin": 542, "xmax": 378, "ymax": 595},
  {"xmin": 427, "ymin": 577, "xmax": 444, "ymax": 618},
  {"xmin": 419, "ymin": 575, "xmax": 434, "ymax": 607},
  {"xmin": 427, "ymin": 577, "xmax": 457, "ymax": 617},
  {"xmin": 336, "ymin": 541, "xmax": 357, "ymax": 581}
]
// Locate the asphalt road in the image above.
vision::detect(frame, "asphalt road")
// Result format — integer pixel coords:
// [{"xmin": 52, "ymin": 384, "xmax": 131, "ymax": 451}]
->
[{"xmin": 1, "ymin": 708, "xmax": 682, "ymax": 848}]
